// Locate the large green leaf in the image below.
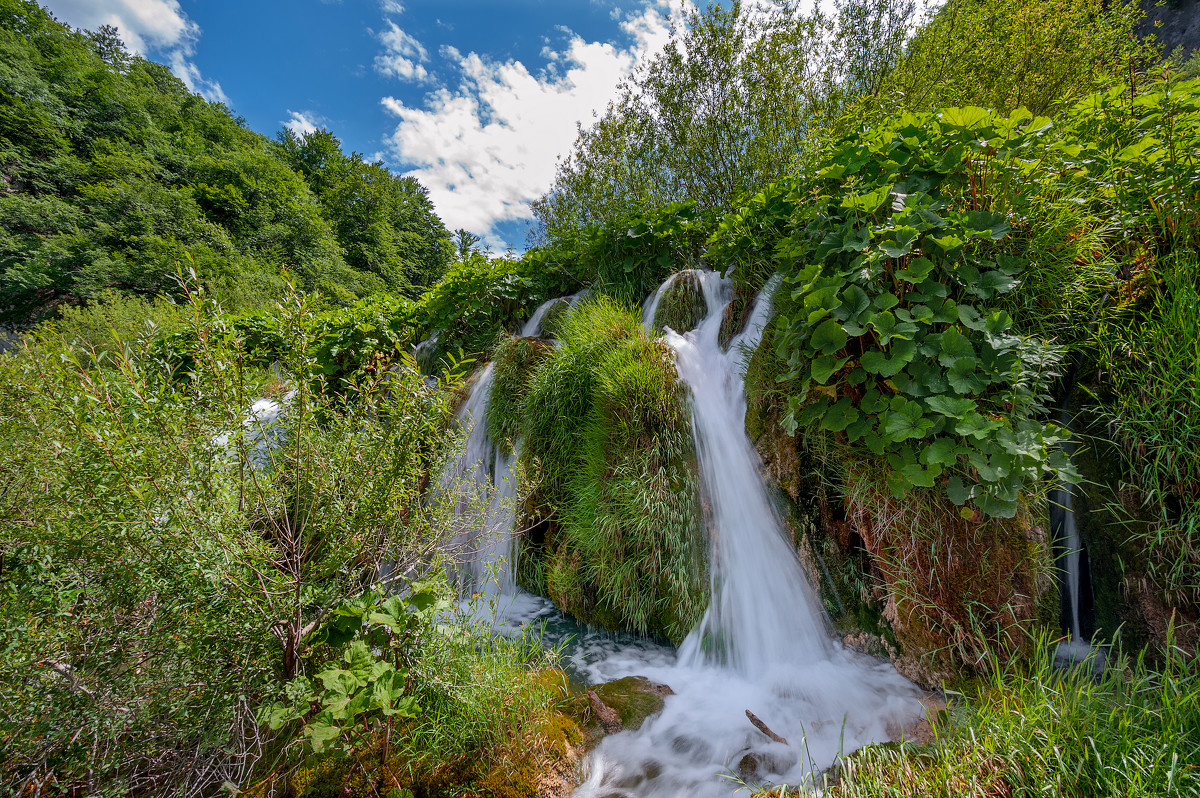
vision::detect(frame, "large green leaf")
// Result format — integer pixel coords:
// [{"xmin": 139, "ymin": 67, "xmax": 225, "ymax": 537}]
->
[
  {"xmin": 821, "ymin": 398, "xmax": 859, "ymax": 432},
  {"xmin": 925, "ymin": 395, "xmax": 977, "ymax": 419},
  {"xmin": 810, "ymin": 318, "xmax": 848, "ymax": 354},
  {"xmin": 811, "ymin": 354, "xmax": 850, "ymax": 384}
]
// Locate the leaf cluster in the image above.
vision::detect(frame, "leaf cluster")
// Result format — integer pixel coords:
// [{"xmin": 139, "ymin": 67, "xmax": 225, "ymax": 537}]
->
[{"xmin": 718, "ymin": 105, "xmax": 1078, "ymax": 516}]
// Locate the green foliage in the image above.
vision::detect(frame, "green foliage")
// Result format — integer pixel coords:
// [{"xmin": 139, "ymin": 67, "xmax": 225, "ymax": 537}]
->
[
  {"xmin": 829, "ymin": 634, "xmax": 1200, "ymax": 798},
  {"xmin": 1091, "ymin": 253, "xmax": 1200, "ymax": 606},
  {"xmin": 36, "ymin": 288, "xmax": 188, "ymax": 355},
  {"xmin": 515, "ymin": 298, "xmax": 708, "ymax": 641},
  {"xmin": 574, "ymin": 200, "xmax": 711, "ymax": 305},
  {"xmin": 278, "ymin": 129, "xmax": 452, "ymax": 296},
  {"xmin": 487, "ymin": 333, "xmax": 554, "ymax": 453},
  {"xmin": 0, "ymin": 3, "xmax": 449, "ymax": 323},
  {"xmin": 260, "ymin": 582, "xmax": 451, "ymax": 755},
  {"xmin": 876, "ymin": 0, "xmax": 1152, "ymax": 117},
  {"xmin": 0, "ymin": 286, "xmax": 457, "ymax": 793},
  {"xmin": 532, "ymin": 0, "xmax": 918, "ymax": 238},
  {"xmin": 729, "ymin": 105, "xmax": 1074, "ymax": 516}
]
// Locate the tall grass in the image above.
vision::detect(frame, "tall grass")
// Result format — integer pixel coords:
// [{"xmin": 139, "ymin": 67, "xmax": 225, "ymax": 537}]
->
[
  {"xmin": 829, "ymin": 634, "xmax": 1200, "ymax": 797},
  {"xmin": 511, "ymin": 297, "xmax": 708, "ymax": 641},
  {"xmin": 1091, "ymin": 252, "xmax": 1200, "ymax": 607}
]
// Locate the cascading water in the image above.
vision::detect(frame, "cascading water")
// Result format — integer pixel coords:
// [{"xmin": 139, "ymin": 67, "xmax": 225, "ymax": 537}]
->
[
  {"xmin": 445, "ymin": 292, "xmax": 582, "ymax": 602},
  {"xmin": 443, "ymin": 363, "xmax": 519, "ymax": 598},
  {"xmin": 1051, "ymin": 409, "xmax": 1098, "ymax": 668},
  {"xmin": 575, "ymin": 272, "xmax": 923, "ymax": 797},
  {"xmin": 521, "ymin": 296, "xmax": 565, "ymax": 338}
]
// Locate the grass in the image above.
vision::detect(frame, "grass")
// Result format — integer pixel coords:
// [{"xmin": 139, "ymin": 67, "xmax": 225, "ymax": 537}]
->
[
  {"xmin": 826, "ymin": 634, "xmax": 1200, "ymax": 798},
  {"xmin": 486, "ymin": 333, "xmax": 554, "ymax": 454},
  {"xmin": 1090, "ymin": 252, "xmax": 1200, "ymax": 609},
  {"xmin": 512, "ymin": 296, "xmax": 709, "ymax": 642}
]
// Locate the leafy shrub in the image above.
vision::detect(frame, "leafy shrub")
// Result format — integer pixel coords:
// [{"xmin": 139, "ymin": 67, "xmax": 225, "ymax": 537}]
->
[
  {"xmin": 0, "ymin": 289, "xmax": 456, "ymax": 794},
  {"xmin": 576, "ymin": 200, "xmax": 711, "ymax": 305},
  {"xmin": 723, "ymin": 105, "xmax": 1074, "ymax": 517}
]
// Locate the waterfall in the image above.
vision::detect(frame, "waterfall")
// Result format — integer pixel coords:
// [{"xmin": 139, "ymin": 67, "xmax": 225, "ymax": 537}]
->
[
  {"xmin": 444, "ymin": 291, "xmax": 582, "ymax": 600},
  {"xmin": 574, "ymin": 272, "xmax": 922, "ymax": 797},
  {"xmin": 1052, "ymin": 410, "xmax": 1098, "ymax": 667},
  {"xmin": 641, "ymin": 270, "xmax": 685, "ymax": 330},
  {"xmin": 521, "ymin": 296, "xmax": 564, "ymax": 338},
  {"xmin": 443, "ymin": 364, "xmax": 519, "ymax": 598}
]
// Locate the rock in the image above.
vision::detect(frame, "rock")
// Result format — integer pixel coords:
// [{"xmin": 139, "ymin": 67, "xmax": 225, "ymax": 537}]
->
[
  {"xmin": 736, "ymin": 748, "xmax": 800, "ymax": 781},
  {"xmin": 588, "ymin": 676, "xmax": 673, "ymax": 732}
]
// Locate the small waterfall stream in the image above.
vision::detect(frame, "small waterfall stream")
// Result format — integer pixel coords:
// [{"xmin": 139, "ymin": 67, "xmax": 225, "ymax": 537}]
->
[
  {"xmin": 1051, "ymin": 409, "xmax": 1099, "ymax": 667},
  {"xmin": 572, "ymin": 272, "xmax": 922, "ymax": 796}
]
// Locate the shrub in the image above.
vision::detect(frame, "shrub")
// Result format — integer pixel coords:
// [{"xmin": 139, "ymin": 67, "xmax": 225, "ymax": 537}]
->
[{"xmin": 0, "ymin": 289, "xmax": 456, "ymax": 794}]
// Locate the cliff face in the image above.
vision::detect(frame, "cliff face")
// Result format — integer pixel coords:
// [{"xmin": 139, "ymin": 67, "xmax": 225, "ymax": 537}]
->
[{"xmin": 1140, "ymin": 0, "xmax": 1200, "ymax": 59}]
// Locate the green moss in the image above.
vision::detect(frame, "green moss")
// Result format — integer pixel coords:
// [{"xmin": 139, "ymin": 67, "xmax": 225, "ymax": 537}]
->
[
  {"xmin": 590, "ymin": 677, "xmax": 671, "ymax": 731},
  {"xmin": 717, "ymin": 280, "xmax": 753, "ymax": 350},
  {"xmin": 515, "ymin": 298, "xmax": 709, "ymax": 643},
  {"xmin": 487, "ymin": 334, "xmax": 554, "ymax": 453},
  {"xmin": 652, "ymin": 270, "xmax": 707, "ymax": 333}
]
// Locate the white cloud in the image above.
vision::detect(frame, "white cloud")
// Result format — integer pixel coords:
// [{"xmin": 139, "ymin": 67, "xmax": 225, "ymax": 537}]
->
[
  {"xmin": 42, "ymin": 0, "xmax": 228, "ymax": 104},
  {"xmin": 374, "ymin": 20, "xmax": 430, "ymax": 82},
  {"xmin": 283, "ymin": 110, "xmax": 324, "ymax": 137},
  {"xmin": 380, "ymin": 0, "xmax": 405, "ymax": 14},
  {"xmin": 380, "ymin": 0, "xmax": 687, "ymax": 248}
]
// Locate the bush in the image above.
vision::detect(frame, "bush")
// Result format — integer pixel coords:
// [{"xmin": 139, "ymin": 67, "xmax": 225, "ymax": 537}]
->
[{"xmin": 0, "ymin": 289, "xmax": 457, "ymax": 794}]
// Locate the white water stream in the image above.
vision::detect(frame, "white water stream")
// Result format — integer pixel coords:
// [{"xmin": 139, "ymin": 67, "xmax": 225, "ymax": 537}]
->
[
  {"xmin": 567, "ymin": 272, "xmax": 922, "ymax": 796},
  {"xmin": 446, "ymin": 279, "xmax": 922, "ymax": 794},
  {"xmin": 442, "ymin": 363, "xmax": 519, "ymax": 598}
]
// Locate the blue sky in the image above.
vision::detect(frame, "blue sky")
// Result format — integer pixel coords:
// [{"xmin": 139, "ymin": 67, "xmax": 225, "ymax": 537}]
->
[{"xmin": 40, "ymin": 0, "xmax": 687, "ymax": 249}]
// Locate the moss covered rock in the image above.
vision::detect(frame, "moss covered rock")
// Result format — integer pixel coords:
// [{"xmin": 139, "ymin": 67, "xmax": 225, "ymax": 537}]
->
[
  {"xmin": 514, "ymin": 298, "xmax": 709, "ymax": 643},
  {"xmin": 652, "ymin": 270, "xmax": 707, "ymax": 333}
]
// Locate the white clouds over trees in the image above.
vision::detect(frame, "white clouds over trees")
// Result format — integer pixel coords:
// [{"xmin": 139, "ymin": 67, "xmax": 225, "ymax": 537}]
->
[{"xmin": 41, "ymin": 0, "xmax": 228, "ymax": 103}]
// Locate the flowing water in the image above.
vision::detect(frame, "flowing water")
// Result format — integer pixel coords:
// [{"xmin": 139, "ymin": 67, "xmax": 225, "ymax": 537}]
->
[
  {"xmin": 443, "ymin": 363, "xmax": 519, "ymax": 598},
  {"xmin": 1051, "ymin": 410, "xmax": 1099, "ymax": 667},
  {"xmin": 572, "ymin": 272, "xmax": 922, "ymax": 796},
  {"xmin": 449, "ymin": 278, "xmax": 923, "ymax": 795}
]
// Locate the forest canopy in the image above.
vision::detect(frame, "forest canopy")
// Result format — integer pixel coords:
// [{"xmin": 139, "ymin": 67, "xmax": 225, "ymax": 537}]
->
[{"xmin": 0, "ymin": 0, "xmax": 452, "ymax": 325}]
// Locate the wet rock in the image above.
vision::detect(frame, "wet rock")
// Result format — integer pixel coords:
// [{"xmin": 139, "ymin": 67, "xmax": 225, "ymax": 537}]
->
[
  {"xmin": 589, "ymin": 676, "xmax": 674, "ymax": 732},
  {"xmin": 735, "ymin": 748, "xmax": 799, "ymax": 780}
]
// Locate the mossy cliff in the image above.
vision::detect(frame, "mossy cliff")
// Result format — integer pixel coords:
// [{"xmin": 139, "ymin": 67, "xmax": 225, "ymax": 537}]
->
[{"xmin": 488, "ymin": 299, "xmax": 709, "ymax": 643}]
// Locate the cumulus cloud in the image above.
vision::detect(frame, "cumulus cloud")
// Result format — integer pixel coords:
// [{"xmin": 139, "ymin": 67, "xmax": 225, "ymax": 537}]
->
[
  {"xmin": 283, "ymin": 110, "xmax": 324, "ymax": 137},
  {"xmin": 374, "ymin": 20, "xmax": 430, "ymax": 82},
  {"xmin": 42, "ymin": 0, "xmax": 228, "ymax": 104},
  {"xmin": 381, "ymin": 0, "xmax": 687, "ymax": 248}
]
